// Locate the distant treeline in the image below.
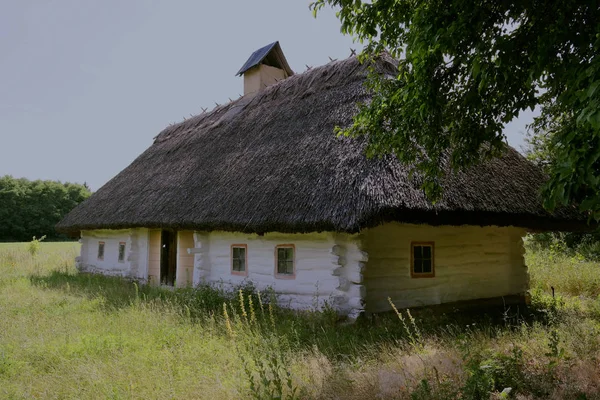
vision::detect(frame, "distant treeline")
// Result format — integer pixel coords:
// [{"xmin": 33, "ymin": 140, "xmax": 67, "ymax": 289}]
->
[{"xmin": 0, "ymin": 175, "xmax": 91, "ymax": 242}]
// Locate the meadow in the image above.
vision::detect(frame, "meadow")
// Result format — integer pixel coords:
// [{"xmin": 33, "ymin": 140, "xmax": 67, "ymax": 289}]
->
[{"xmin": 1, "ymin": 242, "xmax": 599, "ymax": 399}]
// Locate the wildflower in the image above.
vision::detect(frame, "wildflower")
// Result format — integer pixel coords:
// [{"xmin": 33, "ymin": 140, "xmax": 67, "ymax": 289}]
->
[
  {"xmin": 257, "ymin": 290, "xmax": 264, "ymax": 314},
  {"xmin": 223, "ymin": 302, "xmax": 234, "ymax": 337},
  {"xmin": 249, "ymin": 294, "xmax": 256, "ymax": 324},
  {"xmin": 239, "ymin": 289, "xmax": 248, "ymax": 323}
]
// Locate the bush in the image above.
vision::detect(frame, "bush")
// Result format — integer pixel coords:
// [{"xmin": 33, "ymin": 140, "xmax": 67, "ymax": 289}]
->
[
  {"xmin": 525, "ymin": 231, "xmax": 600, "ymax": 262},
  {"xmin": 27, "ymin": 235, "xmax": 46, "ymax": 257}
]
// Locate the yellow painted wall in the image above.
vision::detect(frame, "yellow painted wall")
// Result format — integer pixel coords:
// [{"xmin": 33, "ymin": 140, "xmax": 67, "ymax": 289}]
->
[
  {"xmin": 177, "ymin": 231, "xmax": 195, "ymax": 288},
  {"xmin": 148, "ymin": 229, "xmax": 161, "ymax": 285},
  {"xmin": 361, "ymin": 223, "xmax": 528, "ymax": 312},
  {"xmin": 243, "ymin": 64, "xmax": 287, "ymax": 95}
]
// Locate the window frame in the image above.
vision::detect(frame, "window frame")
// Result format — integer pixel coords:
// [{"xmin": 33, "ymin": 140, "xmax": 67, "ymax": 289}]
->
[
  {"xmin": 118, "ymin": 242, "xmax": 126, "ymax": 263},
  {"xmin": 410, "ymin": 241, "xmax": 435, "ymax": 278},
  {"xmin": 230, "ymin": 244, "xmax": 248, "ymax": 276},
  {"xmin": 97, "ymin": 241, "xmax": 105, "ymax": 261},
  {"xmin": 274, "ymin": 244, "xmax": 296, "ymax": 279}
]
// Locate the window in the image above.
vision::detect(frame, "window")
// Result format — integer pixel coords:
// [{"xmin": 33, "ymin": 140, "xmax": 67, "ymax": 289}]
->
[
  {"xmin": 275, "ymin": 245, "xmax": 295, "ymax": 278},
  {"xmin": 97, "ymin": 241, "xmax": 105, "ymax": 260},
  {"xmin": 118, "ymin": 242, "xmax": 126, "ymax": 263},
  {"xmin": 231, "ymin": 244, "xmax": 247, "ymax": 275},
  {"xmin": 411, "ymin": 242, "xmax": 434, "ymax": 278}
]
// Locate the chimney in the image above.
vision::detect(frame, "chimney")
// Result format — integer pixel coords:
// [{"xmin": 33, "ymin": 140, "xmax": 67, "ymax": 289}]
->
[{"xmin": 236, "ymin": 41, "xmax": 294, "ymax": 96}]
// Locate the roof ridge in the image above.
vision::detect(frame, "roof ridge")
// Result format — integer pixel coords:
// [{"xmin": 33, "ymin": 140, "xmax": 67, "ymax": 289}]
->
[{"xmin": 153, "ymin": 56, "xmax": 364, "ymax": 143}]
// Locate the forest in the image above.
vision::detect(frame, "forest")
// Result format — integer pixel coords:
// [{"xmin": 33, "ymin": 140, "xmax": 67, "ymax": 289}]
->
[{"xmin": 0, "ymin": 175, "xmax": 91, "ymax": 242}]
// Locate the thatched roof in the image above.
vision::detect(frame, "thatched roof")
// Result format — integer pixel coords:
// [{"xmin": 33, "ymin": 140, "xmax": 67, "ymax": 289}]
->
[{"xmin": 57, "ymin": 55, "xmax": 587, "ymax": 234}]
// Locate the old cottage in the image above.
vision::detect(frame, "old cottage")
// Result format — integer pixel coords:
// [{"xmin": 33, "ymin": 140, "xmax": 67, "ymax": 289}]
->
[{"xmin": 57, "ymin": 42, "xmax": 585, "ymax": 319}]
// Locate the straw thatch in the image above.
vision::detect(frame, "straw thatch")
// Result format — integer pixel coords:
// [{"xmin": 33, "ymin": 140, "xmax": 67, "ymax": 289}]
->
[{"xmin": 57, "ymin": 55, "xmax": 586, "ymax": 234}]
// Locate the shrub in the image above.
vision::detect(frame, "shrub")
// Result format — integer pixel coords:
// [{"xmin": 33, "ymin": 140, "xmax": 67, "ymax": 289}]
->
[{"xmin": 27, "ymin": 235, "xmax": 46, "ymax": 257}]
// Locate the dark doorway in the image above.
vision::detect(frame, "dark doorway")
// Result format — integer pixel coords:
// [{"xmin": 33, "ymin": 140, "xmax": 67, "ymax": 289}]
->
[{"xmin": 160, "ymin": 230, "xmax": 177, "ymax": 286}]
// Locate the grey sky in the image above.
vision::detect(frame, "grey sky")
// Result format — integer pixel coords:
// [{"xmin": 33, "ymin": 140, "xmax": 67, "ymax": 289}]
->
[{"xmin": 1, "ymin": 1, "xmax": 531, "ymax": 191}]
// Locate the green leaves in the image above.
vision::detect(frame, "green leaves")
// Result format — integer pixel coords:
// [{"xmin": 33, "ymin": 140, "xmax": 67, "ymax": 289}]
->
[
  {"xmin": 588, "ymin": 81, "xmax": 599, "ymax": 99},
  {"xmin": 471, "ymin": 57, "xmax": 481, "ymax": 79},
  {"xmin": 0, "ymin": 176, "xmax": 91, "ymax": 241},
  {"xmin": 315, "ymin": 0, "xmax": 600, "ymax": 219}
]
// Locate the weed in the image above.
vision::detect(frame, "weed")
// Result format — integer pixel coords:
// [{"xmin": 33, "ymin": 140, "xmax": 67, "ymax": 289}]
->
[
  {"xmin": 27, "ymin": 235, "xmax": 46, "ymax": 257},
  {"xmin": 2, "ymin": 242, "xmax": 600, "ymax": 399},
  {"xmin": 389, "ymin": 297, "xmax": 422, "ymax": 348},
  {"xmin": 232, "ymin": 290, "xmax": 299, "ymax": 400}
]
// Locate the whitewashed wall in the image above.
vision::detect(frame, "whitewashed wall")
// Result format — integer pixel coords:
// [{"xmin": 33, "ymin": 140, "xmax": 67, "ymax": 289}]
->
[
  {"xmin": 78, "ymin": 229, "xmax": 148, "ymax": 280},
  {"xmin": 360, "ymin": 223, "xmax": 528, "ymax": 312},
  {"xmin": 190, "ymin": 231, "xmax": 364, "ymax": 316},
  {"xmin": 77, "ymin": 223, "xmax": 528, "ymax": 318}
]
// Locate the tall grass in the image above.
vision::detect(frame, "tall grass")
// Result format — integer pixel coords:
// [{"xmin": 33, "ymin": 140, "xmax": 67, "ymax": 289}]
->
[
  {"xmin": 527, "ymin": 246, "xmax": 600, "ymax": 297},
  {"xmin": 1, "ymin": 242, "xmax": 600, "ymax": 399}
]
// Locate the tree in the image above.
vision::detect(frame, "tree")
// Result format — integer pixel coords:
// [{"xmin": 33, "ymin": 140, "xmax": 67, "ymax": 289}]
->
[
  {"xmin": 526, "ymin": 118, "xmax": 600, "ymax": 257},
  {"xmin": 0, "ymin": 176, "xmax": 91, "ymax": 242},
  {"xmin": 311, "ymin": 0, "xmax": 600, "ymax": 219}
]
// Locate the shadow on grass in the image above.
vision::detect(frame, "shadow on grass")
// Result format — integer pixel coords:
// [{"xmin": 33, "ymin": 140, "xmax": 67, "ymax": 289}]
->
[
  {"xmin": 30, "ymin": 270, "xmax": 137, "ymax": 310},
  {"xmin": 29, "ymin": 269, "xmax": 226, "ymax": 314},
  {"xmin": 29, "ymin": 269, "xmax": 548, "ymax": 359}
]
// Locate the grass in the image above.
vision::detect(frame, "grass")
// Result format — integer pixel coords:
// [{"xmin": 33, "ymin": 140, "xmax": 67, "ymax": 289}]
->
[
  {"xmin": 1, "ymin": 242, "xmax": 600, "ymax": 399},
  {"xmin": 526, "ymin": 247, "xmax": 600, "ymax": 298}
]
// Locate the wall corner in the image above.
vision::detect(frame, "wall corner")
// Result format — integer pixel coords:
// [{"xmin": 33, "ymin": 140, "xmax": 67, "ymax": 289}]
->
[
  {"xmin": 330, "ymin": 235, "xmax": 367, "ymax": 321},
  {"xmin": 192, "ymin": 232, "xmax": 211, "ymax": 286}
]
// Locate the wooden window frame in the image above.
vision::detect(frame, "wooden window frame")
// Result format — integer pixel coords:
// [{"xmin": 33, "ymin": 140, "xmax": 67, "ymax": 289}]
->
[
  {"xmin": 231, "ymin": 244, "xmax": 248, "ymax": 276},
  {"xmin": 118, "ymin": 242, "xmax": 126, "ymax": 263},
  {"xmin": 410, "ymin": 241, "xmax": 435, "ymax": 278},
  {"xmin": 274, "ymin": 244, "xmax": 296, "ymax": 279},
  {"xmin": 97, "ymin": 241, "xmax": 105, "ymax": 261}
]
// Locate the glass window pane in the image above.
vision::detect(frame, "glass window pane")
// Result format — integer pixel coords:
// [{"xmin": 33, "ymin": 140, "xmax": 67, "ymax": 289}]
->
[
  {"xmin": 422, "ymin": 259, "xmax": 432, "ymax": 273},
  {"xmin": 413, "ymin": 259, "xmax": 423, "ymax": 273},
  {"xmin": 414, "ymin": 246, "xmax": 422, "ymax": 258},
  {"xmin": 239, "ymin": 249, "xmax": 246, "ymax": 271},
  {"xmin": 277, "ymin": 247, "xmax": 294, "ymax": 275},
  {"xmin": 118, "ymin": 243, "xmax": 125, "ymax": 261},
  {"xmin": 422, "ymin": 245, "xmax": 431, "ymax": 259},
  {"xmin": 232, "ymin": 247, "xmax": 246, "ymax": 272}
]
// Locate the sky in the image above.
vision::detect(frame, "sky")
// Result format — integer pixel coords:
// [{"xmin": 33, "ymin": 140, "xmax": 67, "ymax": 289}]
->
[{"xmin": 1, "ymin": 1, "xmax": 532, "ymax": 191}]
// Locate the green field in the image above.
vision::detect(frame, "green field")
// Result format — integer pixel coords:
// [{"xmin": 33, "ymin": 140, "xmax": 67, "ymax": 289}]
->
[{"xmin": 1, "ymin": 242, "xmax": 600, "ymax": 399}]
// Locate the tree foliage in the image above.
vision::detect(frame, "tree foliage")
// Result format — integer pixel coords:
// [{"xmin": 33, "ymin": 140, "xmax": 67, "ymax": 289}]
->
[
  {"xmin": 524, "ymin": 127, "xmax": 553, "ymax": 173},
  {"xmin": 311, "ymin": 0, "xmax": 600, "ymax": 218},
  {"xmin": 0, "ymin": 176, "xmax": 91, "ymax": 242}
]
